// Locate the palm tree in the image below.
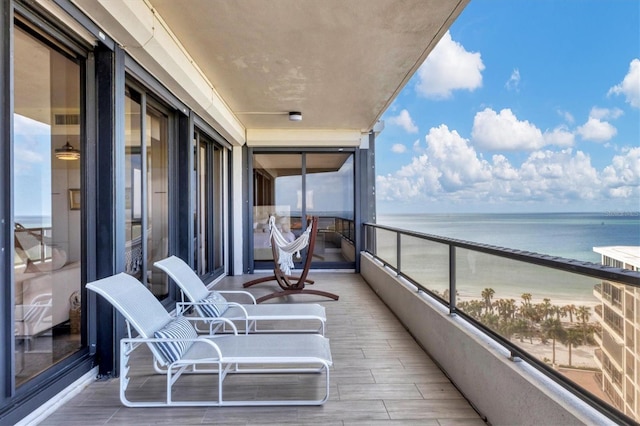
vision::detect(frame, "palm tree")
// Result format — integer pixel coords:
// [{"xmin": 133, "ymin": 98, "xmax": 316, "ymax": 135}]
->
[
  {"xmin": 521, "ymin": 293, "xmax": 532, "ymax": 307},
  {"xmin": 518, "ymin": 302, "xmax": 540, "ymax": 344},
  {"xmin": 482, "ymin": 312, "xmax": 500, "ymax": 332},
  {"xmin": 459, "ymin": 300, "xmax": 484, "ymax": 320},
  {"xmin": 563, "ymin": 304, "xmax": 577, "ymax": 323},
  {"xmin": 541, "ymin": 318, "xmax": 567, "ymax": 365},
  {"xmin": 562, "ymin": 327, "xmax": 583, "ymax": 367},
  {"xmin": 538, "ymin": 298, "xmax": 552, "ymax": 320},
  {"xmin": 513, "ymin": 318, "xmax": 532, "ymax": 343},
  {"xmin": 549, "ymin": 305, "xmax": 565, "ymax": 322},
  {"xmin": 576, "ymin": 305, "xmax": 591, "ymax": 341},
  {"xmin": 481, "ymin": 288, "xmax": 495, "ymax": 314}
]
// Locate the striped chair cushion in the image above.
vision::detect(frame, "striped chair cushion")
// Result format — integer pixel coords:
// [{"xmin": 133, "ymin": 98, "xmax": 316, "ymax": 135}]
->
[
  {"xmin": 198, "ymin": 291, "xmax": 229, "ymax": 318},
  {"xmin": 154, "ymin": 317, "xmax": 197, "ymax": 364}
]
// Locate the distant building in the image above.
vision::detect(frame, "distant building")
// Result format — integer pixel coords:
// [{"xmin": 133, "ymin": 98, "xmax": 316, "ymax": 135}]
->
[{"xmin": 592, "ymin": 246, "xmax": 640, "ymax": 420}]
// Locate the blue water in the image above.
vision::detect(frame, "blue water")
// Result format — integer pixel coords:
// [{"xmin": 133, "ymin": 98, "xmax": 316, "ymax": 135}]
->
[{"xmin": 378, "ymin": 212, "xmax": 640, "ymax": 264}]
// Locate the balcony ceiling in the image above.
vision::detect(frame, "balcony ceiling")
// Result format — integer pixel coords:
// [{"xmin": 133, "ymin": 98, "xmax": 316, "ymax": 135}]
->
[{"xmin": 73, "ymin": 0, "xmax": 468, "ymax": 138}]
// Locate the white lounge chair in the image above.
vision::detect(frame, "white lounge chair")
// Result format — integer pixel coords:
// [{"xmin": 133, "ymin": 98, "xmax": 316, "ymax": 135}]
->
[
  {"xmin": 86, "ymin": 272, "xmax": 332, "ymax": 407},
  {"xmin": 154, "ymin": 256, "xmax": 327, "ymax": 335}
]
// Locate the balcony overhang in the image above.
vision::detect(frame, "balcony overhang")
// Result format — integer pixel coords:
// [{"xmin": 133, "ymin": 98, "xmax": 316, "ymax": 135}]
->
[
  {"xmin": 247, "ymin": 129, "xmax": 362, "ymax": 147},
  {"xmin": 71, "ymin": 0, "xmax": 469, "ymax": 146}
]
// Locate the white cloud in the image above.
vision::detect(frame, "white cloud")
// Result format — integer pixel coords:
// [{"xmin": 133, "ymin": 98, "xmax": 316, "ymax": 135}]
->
[
  {"xmin": 426, "ymin": 125, "xmax": 492, "ymax": 190},
  {"xmin": 376, "ymin": 124, "xmax": 639, "ymax": 208},
  {"xmin": 576, "ymin": 117, "xmax": 617, "ymax": 142},
  {"xmin": 471, "ymin": 108, "xmax": 545, "ymax": 150},
  {"xmin": 505, "ymin": 69, "xmax": 520, "ymax": 92},
  {"xmin": 391, "ymin": 143, "xmax": 407, "ymax": 154},
  {"xmin": 589, "ymin": 106, "xmax": 623, "ymax": 120},
  {"xmin": 412, "ymin": 139, "xmax": 423, "ymax": 152},
  {"xmin": 608, "ymin": 58, "xmax": 640, "ymax": 108},
  {"xmin": 601, "ymin": 147, "xmax": 640, "ymax": 198},
  {"xmin": 558, "ymin": 109, "xmax": 575, "ymax": 124},
  {"xmin": 415, "ymin": 31, "xmax": 485, "ymax": 99},
  {"xmin": 518, "ymin": 149, "xmax": 599, "ymax": 200},
  {"xmin": 491, "ymin": 154, "xmax": 519, "ymax": 180},
  {"xmin": 542, "ymin": 126, "xmax": 575, "ymax": 148},
  {"xmin": 388, "ymin": 109, "xmax": 418, "ymax": 133}
]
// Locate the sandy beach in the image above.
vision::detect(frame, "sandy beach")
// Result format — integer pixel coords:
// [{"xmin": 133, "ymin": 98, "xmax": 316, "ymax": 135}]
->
[{"xmin": 515, "ymin": 337, "xmax": 597, "ymax": 368}]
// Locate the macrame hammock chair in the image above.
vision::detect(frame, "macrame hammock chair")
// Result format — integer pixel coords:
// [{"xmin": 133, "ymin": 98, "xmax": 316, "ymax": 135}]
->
[
  {"xmin": 243, "ymin": 215, "xmax": 339, "ymax": 303},
  {"xmin": 268, "ymin": 215, "xmax": 311, "ymax": 276}
]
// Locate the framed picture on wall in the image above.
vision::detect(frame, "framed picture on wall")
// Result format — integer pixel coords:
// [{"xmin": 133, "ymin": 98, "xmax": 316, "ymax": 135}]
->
[{"xmin": 68, "ymin": 188, "xmax": 80, "ymax": 210}]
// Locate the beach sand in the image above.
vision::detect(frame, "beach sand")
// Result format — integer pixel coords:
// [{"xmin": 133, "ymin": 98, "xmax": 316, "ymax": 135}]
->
[{"xmin": 515, "ymin": 337, "xmax": 596, "ymax": 368}]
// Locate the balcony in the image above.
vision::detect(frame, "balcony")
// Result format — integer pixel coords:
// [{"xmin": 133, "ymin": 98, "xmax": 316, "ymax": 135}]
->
[
  {"xmin": 33, "ymin": 273, "xmax": 484, "ymax": 425},
  {"xmin": 30, "ymin": 225, "xmax": 639, "ymax": 425}
]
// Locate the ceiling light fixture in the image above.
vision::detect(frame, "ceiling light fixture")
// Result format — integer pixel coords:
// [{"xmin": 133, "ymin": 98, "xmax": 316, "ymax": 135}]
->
[
  {"xmin": 288, "ymin": 111, "xmax": 302, "ymax": 122},
  {"xmin": 55, "ymin": 141, "xmax": 80, "ymax": 161}
]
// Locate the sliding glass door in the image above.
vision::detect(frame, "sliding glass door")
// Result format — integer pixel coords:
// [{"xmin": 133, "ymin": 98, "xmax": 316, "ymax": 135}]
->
[
  {"xmin": 12, "ymin": 23, "xmax": 84, "ymax": 387},
  {"xmin": 124, "ymin": 87, "xmax": 169, "ymax": 298},
  {"xmin": 193, "ymin": 129, "xmax": 225, "ymax": 279},
  {"xmin": 251, "ymin": 151, "xmax": 355, "ymax": 270}
]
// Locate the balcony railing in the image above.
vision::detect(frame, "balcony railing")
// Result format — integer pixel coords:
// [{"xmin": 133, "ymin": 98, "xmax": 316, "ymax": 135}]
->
[
  {"xmin": 14, "ymin": 225, "xmax": 53, "ymax": 267},
  {"xmin": 363, "ymin": 222, "xmax": 640, "ymax": 425}
]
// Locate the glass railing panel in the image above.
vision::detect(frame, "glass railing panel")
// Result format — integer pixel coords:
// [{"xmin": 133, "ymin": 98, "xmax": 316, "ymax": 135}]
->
[
  {"xmin": 373, "ymin": 228, "xmax": 397, "ymax": 269},
  {"xmin": 399, "ymin": 235, "xmax": 450, "ymax": 301},
  {"xmin": 453, "ymin": 246, "xmax": 639, "ymax": 420}
]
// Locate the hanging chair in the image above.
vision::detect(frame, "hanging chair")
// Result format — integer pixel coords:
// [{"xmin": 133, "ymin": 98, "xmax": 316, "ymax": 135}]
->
[{"xmin": 244, "ymin": 216, "xmax": 339, "ymax": 303}]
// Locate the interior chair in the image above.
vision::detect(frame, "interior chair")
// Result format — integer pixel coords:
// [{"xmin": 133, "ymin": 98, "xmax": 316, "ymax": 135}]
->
[
  {"xmin": 244, "ymin": 216, "xmax": 339, "ymax": 303},
  {"xmin": 154, "ymin": 255, "xmax": 326, "ymax": 335},
  {"xmin": 86, "ymin": 272, "xmax": 332, "ymax": 407},
  {"xmin": 14, "ymin": 292, "xmax": 53, "ymax": 351}
]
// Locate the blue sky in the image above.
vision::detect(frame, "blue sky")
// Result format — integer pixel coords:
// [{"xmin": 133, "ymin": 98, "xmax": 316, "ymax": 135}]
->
[{"xmin": 376, "ymin": 0, "xmax": 639, "ymax": 214}]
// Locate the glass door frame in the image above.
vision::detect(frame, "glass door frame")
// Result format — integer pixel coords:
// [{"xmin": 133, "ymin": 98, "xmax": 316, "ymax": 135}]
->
[
  {"xmin": 123, "ymin": 80, "xmax": 175, "ymax": 300},
  {"xmin": 247, "ymin": 147, "xmax": 359, "ymax": 273},
  {"xmin": 1, "ymin": 2, "xmax": 96, "ymax": 418},
  {"xmin": 193, "ymin": 129, "xmax": 227, "ymax": 281}
]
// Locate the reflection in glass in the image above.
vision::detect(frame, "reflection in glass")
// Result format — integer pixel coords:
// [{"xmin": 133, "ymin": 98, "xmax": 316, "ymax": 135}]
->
[
  {"xmin": 125, "ymin": 91, "xmax": 143, "ymax": 280},
  {"xmin": 306, "ymin": 153, "xmax": 354, "ymax": 263},
  {"xmin": 251, "ymin": 152, "xmax": 356, "ymax": 266},
  {"xmin": 193, "ymin": 132, "xmax": 225, "ymax": 277},
  {"xmin": 252, "ymin": 154, "xmax": 302, "ymax": 262},
  {"xmin": 124, "ymin": 89, "xmax": 169, "ymax": 298},
  {"xmin": 13, "ymin": 26, "xmax": 82, "ymax": 386},
  {"xmin": 213, "ymin": 146, "xmax": 224, "ymax": 271},
  {"xmin": 146, "ymin": 107, "xmax": 169, "ymax": 297}
]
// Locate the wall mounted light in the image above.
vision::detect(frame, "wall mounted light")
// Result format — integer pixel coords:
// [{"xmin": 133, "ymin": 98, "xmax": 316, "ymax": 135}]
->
[
  {"xmin": 288, "ymin": 111, "xmax": 302, "ymax": 121},
  {"xmin": 55, "ymin": 141, "xmax": 80, "ymax": 161}
]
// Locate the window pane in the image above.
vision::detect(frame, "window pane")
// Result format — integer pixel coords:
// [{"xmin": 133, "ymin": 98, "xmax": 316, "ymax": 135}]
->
[
  {"xmin": 213, "ymin": 146, "xmax": 224, "ymax": 270},
  {"xmin": 124, "ymin": 92, "xmax": 169, "ymax": 299},
  {"xmin": 252, "ymin": 154, "xmax": 302, "ymax": 261},
  {"xmin": 146, "ymin": 107, "xmax": 169, "ymax": 298},
  {"xmin": 124, "ymin": 90, "xmax": 143, "ymax": 279},
  {"xmin": 13, "ymin": 26, "xmax": 82, "ymax": 386},
  {"xmin": 305, "ymin": 153, "xmax": 354, "ymax": 263}
]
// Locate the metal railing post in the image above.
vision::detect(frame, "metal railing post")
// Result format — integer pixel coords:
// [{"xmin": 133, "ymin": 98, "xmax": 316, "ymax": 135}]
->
[
  {"xmin": 397, "ymin": 232, "xmax": 401, "ymax": 276},
  {"xmin": 449, "ymin": 245, "xmax": 456, "ymax": 315}
]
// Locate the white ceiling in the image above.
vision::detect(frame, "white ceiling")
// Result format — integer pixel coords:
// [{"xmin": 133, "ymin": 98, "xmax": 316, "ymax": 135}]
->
[
  {"xmin": 147, "ymin": 0, "xmax": 467, "ymax": 131},
  {"xmin": 72, "ymin": 0, "xmax": 468, "ymax": 140}
]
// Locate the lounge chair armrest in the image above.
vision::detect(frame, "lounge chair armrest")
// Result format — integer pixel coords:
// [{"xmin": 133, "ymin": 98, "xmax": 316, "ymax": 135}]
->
[
  {"xmin": 176, "ymin": 303, "xmax": 245, "ymax": 334},
  {"xmin": 181, "ymin": 315, "xmax": 239, "ymax": 334},
  {"xmin": 222, "ymin": 302, "xmax": 251, "ymax": 323},
  {"xmin": 215, "ymin": 290, "xmax": 257, "ymax": 304},
  {"xmin": 122, "ymin": 336, "xmax": 225, "ymax": 360}
]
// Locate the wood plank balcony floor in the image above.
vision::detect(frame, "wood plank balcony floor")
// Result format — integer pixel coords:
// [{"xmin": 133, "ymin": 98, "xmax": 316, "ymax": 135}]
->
[{"xmin": 38, "ymin": 272, "xmax": 485, "ymax": 425}]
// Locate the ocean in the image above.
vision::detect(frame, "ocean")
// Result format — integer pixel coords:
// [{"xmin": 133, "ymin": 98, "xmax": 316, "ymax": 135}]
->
[
  {"xmin": 376, "ymin": 212, "xmax": 640, "ymax": 305},
  {"xmin": 377, "ymin": 212, "xmax": 640, "ymax": 264}
]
